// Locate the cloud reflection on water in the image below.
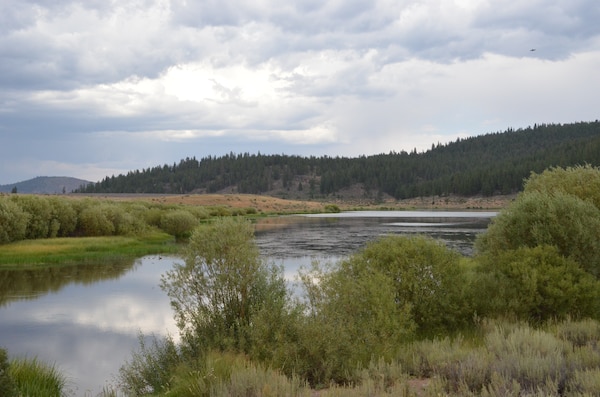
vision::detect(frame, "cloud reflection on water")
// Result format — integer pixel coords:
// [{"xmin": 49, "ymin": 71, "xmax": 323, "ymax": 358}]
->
[{"xmin": 0, "ymin": 256, "xmax": 179, "ymax": 395}]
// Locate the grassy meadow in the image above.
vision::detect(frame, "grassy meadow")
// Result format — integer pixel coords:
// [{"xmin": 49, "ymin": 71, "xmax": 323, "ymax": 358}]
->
[{"xmin": 0, "ymin": 231, "xmax": 178, "ymax": 269}]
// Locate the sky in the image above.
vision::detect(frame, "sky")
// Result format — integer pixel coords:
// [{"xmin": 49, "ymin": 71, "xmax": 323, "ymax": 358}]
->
[{"xmin": 1, "ymin": 0, "xmax": 599, "ymax": 184}]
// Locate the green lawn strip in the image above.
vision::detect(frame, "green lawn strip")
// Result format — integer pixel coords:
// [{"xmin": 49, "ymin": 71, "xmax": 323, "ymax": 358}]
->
[{"xmin": 0, "ymin": 232, "xmax": 181, "ymax": 269}]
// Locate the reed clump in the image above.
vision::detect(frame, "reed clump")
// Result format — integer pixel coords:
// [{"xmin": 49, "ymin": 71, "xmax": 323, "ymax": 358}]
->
[{"xmin": 7, "ymin": 356, "xmax": 67, "ymax": 397}]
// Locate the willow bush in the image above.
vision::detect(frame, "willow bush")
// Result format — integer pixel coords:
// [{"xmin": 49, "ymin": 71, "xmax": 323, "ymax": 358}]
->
[
  {"xmin": 339, "ymin": 235, "xmax": 474, "ymax": 336},
  {"xmin": 524, "ymin": 164, "xmax": 600, "ymax": 209},
  {"xmin": 160, "ymin": 217, "xmax": 288, "ymax": 353},
  {"xmin": 0, "ymin": 195, "xmax": 217, "ymax": 243},
  {"xmin": 476, "ymin": 190, "xmax": 600, "ymax": 277},
  {"xmin": 159, "ymin": 210, "xmax": 198, "ymax": 240},
  {"xmin": 474, "ymin": 245, "xmax": 600, "ymax": 322},
  {"xmin": 0, "ymin": 199, "xmax": 29, "ymax": 243}
]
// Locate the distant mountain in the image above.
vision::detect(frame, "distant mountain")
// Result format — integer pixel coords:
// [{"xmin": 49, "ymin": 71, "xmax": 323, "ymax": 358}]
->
[{"xmin": 0, "ymin": 176, "xmax": 92, "ymax": 194}]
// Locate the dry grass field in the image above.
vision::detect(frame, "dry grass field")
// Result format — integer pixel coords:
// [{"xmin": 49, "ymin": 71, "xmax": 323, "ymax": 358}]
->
[
  {"xmin": 71, "ymin": 192, "xmax": 514, "ymax": 213},
  {"xmin": 74, "ymin": 193, "xmax": 330, "ymax": 213}
]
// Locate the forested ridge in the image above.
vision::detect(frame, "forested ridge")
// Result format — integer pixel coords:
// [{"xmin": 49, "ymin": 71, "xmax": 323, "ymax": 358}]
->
[{"xmin": 77, "ymin": 121, "xmax": 600, "ymax": 199}]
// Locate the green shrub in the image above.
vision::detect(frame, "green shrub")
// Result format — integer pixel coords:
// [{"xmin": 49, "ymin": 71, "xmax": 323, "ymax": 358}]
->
[
  {"xmin": 47, "ymin": 197, "xmax": 77, "ymax": 237},
  {"xmin": 103, "ymin": 204, "xmax": 143, "ymax": 235},
  {"xmin": 246, "ymin": 277, "xmax": 306, "ymax": 377},
  {"xmin": 187, "ymin": 206, "xmax": 211, "ymax": 220},
  {"xmin": 524, "ymin": 164, "xmax": 600, "ymax": 210},
  {"xmin": 162, "ymin": 351, "xmax": 310, "ymax": 397},
  {"xmin": 298, "ymin": 258, "xmax": 415, "ymax": 378},
  {"xmin": 0, "ymin": 199, "xmax": 29, "ymax": 243},
  {"xmin": 10, "ymin": 195, "xmax": 54, "ymax": 239},
  {"xmin": 77, "ymin": 205, "xmax": 115, "ymax": 236},
  {"xmin": 219, "ymin": 355, "xmax": 309, "ymax": 397},
  {"xmin": 342, "ymin": 235, "xmax": 473, "ymax": 336},
  {"xmin": 324, "ymin": 204, "xmax": 340, "ymax": 213},
  {"xmin": 118, "ymin": 334, "xmax": 181, "ymax": 396},
  {"xmin": 160, "ymin": 217, "xmax": 287, "ymax": 353},
  {"xmin": 208, "ymin": 206, "xmax": 231, "ymax": 217},
  {"xmin": 121, "ymin": 347, "xmax": 311, "ymax": 397},
  {"xmin": 476, "ymin": 191, "xmax": 600, "ymax": 277},
  {"xmin": 284, "ymin": 235, "xmax": 474, "ymax": 385},
  {"xmin": 475, "ymin": 245, "xmax": 600, "ymax": 322},
  {"xmin": 159, "ymin": 210, "xmax": 198, "ymax": 239},
  {"xmin": 143, "ymin": 207, "xmax": 164, "ymax": 227}
]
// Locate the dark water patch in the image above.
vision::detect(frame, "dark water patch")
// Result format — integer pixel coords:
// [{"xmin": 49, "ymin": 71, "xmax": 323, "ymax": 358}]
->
[{"xmin": 255, "ymin": 211, "xmax": 495, "ymax": 258}]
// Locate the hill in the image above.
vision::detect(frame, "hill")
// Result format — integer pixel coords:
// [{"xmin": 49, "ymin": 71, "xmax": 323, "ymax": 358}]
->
[
  {"xmin": 76, "ymin": 121, "xmax": 600, "ymax": 201},
  {"xmin": 0, "ymin": 176, "xmax": 91, "ymax": 194}
]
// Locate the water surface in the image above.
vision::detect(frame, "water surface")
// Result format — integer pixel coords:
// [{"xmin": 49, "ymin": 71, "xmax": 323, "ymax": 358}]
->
[
  {"xmin": 0, "ymin": 256, "xmax": 178, "ymax": 395},
  {"xmin": 255, "ymin": 210, "xmax": 495, "ymax": 258}
]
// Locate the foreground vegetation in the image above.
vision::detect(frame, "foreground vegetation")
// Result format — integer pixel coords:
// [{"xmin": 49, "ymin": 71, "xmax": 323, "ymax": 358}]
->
[
  {"xmin": 0, "ymin": 349, "xmax": 67, "ymax": 397},
  {"xmin": 3, "ymin": 164, "xmax": 600, "ymax": 396}
]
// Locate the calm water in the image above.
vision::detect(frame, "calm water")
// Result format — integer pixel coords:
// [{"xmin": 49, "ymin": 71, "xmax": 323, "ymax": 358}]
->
[
  {"xmin": 0, "ymin": 256, "xmax": 178, "ymax": 395},
  {"xmin": 0, "ymin": 210, "xmax": 495, "ymax": 395}
]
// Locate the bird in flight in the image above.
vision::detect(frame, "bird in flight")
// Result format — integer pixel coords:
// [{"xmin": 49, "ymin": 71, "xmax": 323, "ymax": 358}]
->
[{"xmin": 530, "ymin": 48, "xmax": 536, "ymax": 52}]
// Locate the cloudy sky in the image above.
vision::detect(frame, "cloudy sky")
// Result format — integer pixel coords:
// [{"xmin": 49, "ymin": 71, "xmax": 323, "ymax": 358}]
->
[{"xmin": 1, "ymin": 0, "xmax": 599, "ymax": 184}]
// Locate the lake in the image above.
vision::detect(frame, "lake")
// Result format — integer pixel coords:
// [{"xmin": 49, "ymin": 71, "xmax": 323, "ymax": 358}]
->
[{"xmin": 0, "ymin": 210, "xmax": 495, "ymax": 395}]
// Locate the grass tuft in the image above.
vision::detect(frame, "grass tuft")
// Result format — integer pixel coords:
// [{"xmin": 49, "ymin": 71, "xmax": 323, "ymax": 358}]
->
[{"xmin": 9, "ymin": 357, "xmax": 67, "ymax": 397}]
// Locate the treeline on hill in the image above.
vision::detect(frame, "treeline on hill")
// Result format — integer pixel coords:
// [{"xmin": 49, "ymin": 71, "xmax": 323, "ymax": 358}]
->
[{"xmin": 76, "ymin": 121, "xmax": 600, "ymax": 198}]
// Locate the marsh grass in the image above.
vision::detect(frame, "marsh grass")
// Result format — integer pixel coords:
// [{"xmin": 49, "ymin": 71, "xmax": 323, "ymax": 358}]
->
[
  {"xmin": 0, "ymin": 232, "xmax": 179, "ymax": 268},
  {"xmin": 9, "ymin": 357, "xmax": 67, "ymax": 397}
]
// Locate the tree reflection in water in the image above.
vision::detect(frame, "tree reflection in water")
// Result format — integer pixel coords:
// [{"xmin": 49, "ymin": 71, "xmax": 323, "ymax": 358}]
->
[{"xmin": 0, "ymin": 259, "xmax": 138, "ymax": 307}]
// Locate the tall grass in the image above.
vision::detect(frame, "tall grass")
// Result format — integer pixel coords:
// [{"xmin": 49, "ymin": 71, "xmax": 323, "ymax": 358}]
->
[{"xmin": 8, "ymin": 357, "xmax": 67, "ymax": 397}]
